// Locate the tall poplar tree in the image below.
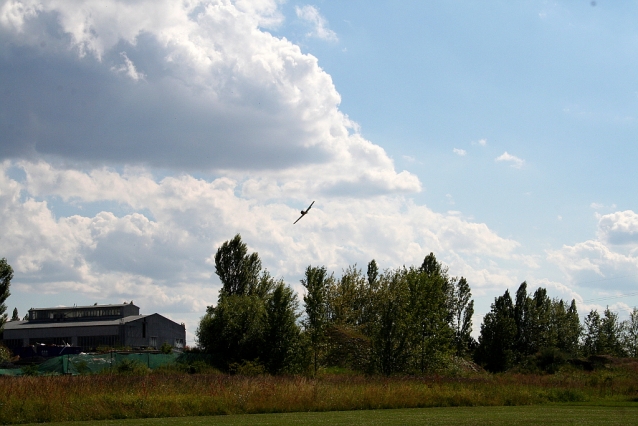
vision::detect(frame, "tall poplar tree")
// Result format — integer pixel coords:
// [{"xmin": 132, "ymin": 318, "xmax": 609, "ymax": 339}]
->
[
  {"xmin": 302, "ymin": 265, "xmax": 330, "ymax": 375},
  {"xmin": 0, "ymin": 258, "xmax": 13, "ymax": 332}
]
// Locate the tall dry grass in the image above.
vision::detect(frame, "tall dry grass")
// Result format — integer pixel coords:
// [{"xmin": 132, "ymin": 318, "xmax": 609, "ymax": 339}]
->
[{"xmin": 1, "ymin": 366, "xmax": 638, "ymax": 424}]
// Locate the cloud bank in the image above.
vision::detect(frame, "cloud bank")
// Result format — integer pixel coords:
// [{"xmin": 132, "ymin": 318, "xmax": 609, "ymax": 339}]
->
[{"xmin": 0, "ymin": 0, "xmax": 416, "ymax": 196}]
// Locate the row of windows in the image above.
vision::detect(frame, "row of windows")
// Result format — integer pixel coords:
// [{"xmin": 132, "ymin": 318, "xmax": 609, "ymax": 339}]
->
[
  {"xmin": 77, "ymin": 335, "xmax": 120, "ymax": 350},
  {"xmin": 28, "ymin": 337, "xmax": 73, "ymax": 346},
  {"xmin": 31, "ymin": 308, "xmax": 122, "ymax": 321}
]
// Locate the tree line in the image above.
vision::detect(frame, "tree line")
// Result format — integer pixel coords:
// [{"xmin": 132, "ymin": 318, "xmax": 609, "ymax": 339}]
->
[{"xmin": 197, "ymin": 235, "xmax": 638, "ymax": 375}]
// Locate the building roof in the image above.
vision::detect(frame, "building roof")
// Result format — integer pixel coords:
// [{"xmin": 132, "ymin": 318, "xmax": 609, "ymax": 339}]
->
[
  {"xmin": 2, "ymin": 315, "xmax": 149, "ymax": 330},
  {"xmin": 29, "ymin": 303, "xmax": 137, "ymax": 311}
]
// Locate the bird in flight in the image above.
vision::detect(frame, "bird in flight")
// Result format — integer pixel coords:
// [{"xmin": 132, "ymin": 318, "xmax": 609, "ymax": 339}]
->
[{"xmin": 294, "ymin": 201, "xmax": 315, "ymax": 224}]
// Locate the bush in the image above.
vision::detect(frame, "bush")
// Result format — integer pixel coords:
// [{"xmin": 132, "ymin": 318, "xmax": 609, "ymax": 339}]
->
[
  {"xmin": 0, "ymin": 344, "xmax": 11, "ymax": 363},
  {"xmin": 115, "ymin": 358, "xmax": 150, "ymax": 375},
  {"xmin": 536, "ymin": 348, "xmax": 568, "ymax": 374},
  {"xmin": 228, "ymin": 359, "xmax": 265, "ymax": 376},
  {"xmin": 160, "ymin": 342, "xmax": 173, "ymax": 354},
  {"xmin": 21, "ymin": 364, "xmax": 40, "ymax": 376}
]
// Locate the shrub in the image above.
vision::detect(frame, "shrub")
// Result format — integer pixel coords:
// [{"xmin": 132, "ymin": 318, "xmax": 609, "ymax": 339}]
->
[
  {"xmin": 0, "ymin": 344, "xmax": 11, "ymax": 363},
  {"xmin": 228, "ymin": 359, "xmax": 265, "ymax": 376},
  {"xmin": 115, "ymin": 358, "xmax": 150, "ymax": 375},
  {"xmin": 160, "ymin": 342, "xmax": 173, "ymax": 354}
]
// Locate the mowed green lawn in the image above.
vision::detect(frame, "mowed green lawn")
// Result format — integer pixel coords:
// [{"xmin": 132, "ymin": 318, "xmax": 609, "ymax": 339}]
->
[{"xmin": 22, "ymin": 405, "xmax": 638, "ymax": 426}]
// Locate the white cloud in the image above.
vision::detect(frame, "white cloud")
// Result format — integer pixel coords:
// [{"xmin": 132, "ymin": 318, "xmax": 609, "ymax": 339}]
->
[
  {"xmin": 295, "ymin": 5, "xmax": 338, "ymax": 41},
  {"xmin": 453, "ymin": 148, "xmax": 467, "ymax": 156},
  {"xmin": 111, "ymin": 52, "xmax": 145, "ymax": 81},
  {"xmin": 0, "ymin": 0, "xmax": 414, "ymax": 196},
  {"xmin": 590, "ymin": 202, "xmax": 617, "ymax": 210},
  {"xmin": 472, "ymin": 138, "xmax": 487, "ymax": 146},
  {"xmin": 495, "ymin": 151, "xmax": 525, "ymax": 169},
  {"xmin": 597, "ymin": 210, "xmax": 638, "ymax": 245},
  {"xmin": 2, "ymin": 160, "xmax": 522, "ymax": 312},
  {"xmin": 546, "ymin": 210, "xmax": 638, "ymax": 293}
]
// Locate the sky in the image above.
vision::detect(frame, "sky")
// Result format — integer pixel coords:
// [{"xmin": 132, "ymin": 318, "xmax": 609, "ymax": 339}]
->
[{"xmin": 1, "ymin": 0, "xmax": 637, "ymax": 345}]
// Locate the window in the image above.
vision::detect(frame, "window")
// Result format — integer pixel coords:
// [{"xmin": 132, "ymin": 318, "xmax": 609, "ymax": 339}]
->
[{"xmin": 150, "ymin": 337, "xmax": 157, "ymax": 348}]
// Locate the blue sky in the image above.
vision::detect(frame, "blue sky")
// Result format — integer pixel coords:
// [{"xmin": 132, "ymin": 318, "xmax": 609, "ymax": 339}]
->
[{"xmin": 1, "ymin": 0, "xmax": 637, "ymax": 343}]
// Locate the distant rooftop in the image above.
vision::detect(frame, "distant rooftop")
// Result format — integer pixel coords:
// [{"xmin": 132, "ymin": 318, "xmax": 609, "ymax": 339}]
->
[
  {"xmin": 29, "ymin": 303, "xmax": 138, "ymax": 311},
  {"xmin": 27, "ymin": 303, "xmax": 140, "ymax": 323}
]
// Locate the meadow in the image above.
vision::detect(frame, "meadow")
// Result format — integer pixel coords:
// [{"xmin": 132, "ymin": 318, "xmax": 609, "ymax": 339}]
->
[
  {"xmin": 19, "ymin": 406, "xmax": 638, "ymax": 426},
  {"xmin": 2, "ymin": 364, "xmax": 638, "ymax": 425}
]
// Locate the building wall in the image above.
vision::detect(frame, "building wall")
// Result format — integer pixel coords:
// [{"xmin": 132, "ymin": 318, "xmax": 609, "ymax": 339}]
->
[
  {"xmin": 124, "ymin": 314, "xmax": 186, "ymax": 349},
  {"xmin": 3, "ymin": 324, "xmax": 120, "ymax": 349}
]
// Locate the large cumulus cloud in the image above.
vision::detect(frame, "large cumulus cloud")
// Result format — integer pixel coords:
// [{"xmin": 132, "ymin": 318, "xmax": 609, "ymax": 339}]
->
[
  {"xmin": 547, "ymin": 210, "xmax": 638, "ymax": 294},
  {"xmin": 0, "ymin": 0, "xmax": 419, "ymax": 195},
  {"xmin": 1, "ymin": 160, "xmax": 522, "ymax": 309}
]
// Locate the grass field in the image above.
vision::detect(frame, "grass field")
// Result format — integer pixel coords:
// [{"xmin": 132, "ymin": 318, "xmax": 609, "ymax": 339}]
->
[
  {"xmin": 19, "ymin": 405, "xmax": 638, "ymax": 426},
  {"xmin": 3, "ymin": 361, "xmax": 638, "ymax": 425}
]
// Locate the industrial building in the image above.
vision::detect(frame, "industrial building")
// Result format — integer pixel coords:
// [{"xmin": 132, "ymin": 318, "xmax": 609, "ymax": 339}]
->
[{"xmin": 2, "ymin": 303, "xmax": 185, "ymax": 352}]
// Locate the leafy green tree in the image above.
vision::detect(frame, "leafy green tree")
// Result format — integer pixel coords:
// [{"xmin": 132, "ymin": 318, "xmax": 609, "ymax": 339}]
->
[
  {"xmin": 583, "ymin": 308, "xmax": 625, "ymax": 357},
  {"xmin": 529, "ymin": 287, "xmax": 552, "ymax": 352},
  {"xmin": 327, "ymin": 265, "xmax": 367, "ymax": 326},
  {"xmin": 0, "ymin": 258, "xmax": 13, "ymax": 332},
  {"xmin": 197, "ymin": 294, "xmax": 266, "ymax": 368},
  {"xmin": 451, "ymin": 277, "xmax": 474, "ymax": 357},
  {"xmin": 371, "ymin": 269, "xmax": 411, "ymax": 375},
  {"xmin": 513, "ymin": 282, "xmax": 531, "ymax": 356},
  {"xmin": 367, "ymin": 259, "xmax": 379, "ymax": 288},
  {"xmin": 406, "ymin": 266, "xmax": 452, "ymax": 373},
  {"xmin": 513, "ymin": 283, "xmax": 579, "ymax": 360},
  {"xmin": 475, "ymin": 290, "xmax": 517, "ymax": 372},
  {"xmin": 599, "ymin": 307, "xmax": 625, "ymax": 356},
  {"xmin": 263, "ymin": 282, "xmax": 303, "ymax": 374},
  {"xmin": 622, "ymin": 307, "xmax": 638, "ymax": 358},
  {"xmin": 214, "ymin": 234, "xmax": 262, "ymax": 297},
  {"xmin": 11, "ymin": 307, "xmax": 19, "ymax": 321},
  {"xmin": 302, "ymin": 265, "xmax": 331, "ymax": 375},
  {"xmin": 420, "ymin": 252, "xmax": 442, "ymax": 277},
  {"xmin": 583, "ymin": 309, "xmax": 602, "ymax": 356},
  {"xmin": 551, "ymin": 299, "xmax": 581, "ymax": 356}
]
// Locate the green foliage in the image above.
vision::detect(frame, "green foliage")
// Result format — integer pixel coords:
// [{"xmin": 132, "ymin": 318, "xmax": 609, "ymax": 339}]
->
[
  {"xmin": 451, "ymin": 277, "xmax": 474, "ymax": 357},
  {"xmin": 406, "ymin": 265, "xmax": 453, "ymax": 373},
  {"xmin": 115, "ymin": 358, "xmax": 150, "ymax": 375},
  {"xmin": 199, "ymin": 235, "xmax": 305, "ymax": 375},
  {"xmin": 263, "ymin": 282, "xmax": 304, "ymax": 374},
  {"xmin": 370, "ymin": 269, "xmax": 411, "ymax": 375},
  {"xmin": 302, "ymin": 265, "xmax": 331, "ymax": 375},
  {"xmin": 197, "ymin": 294, "xmax": 267, "ymax": 368},
  {"xmin": 475, "ymin": 290, "xmax": 517, "ymax": 372},
  {"xmin": 228, "ymin": 359, "xmax": 266, "ymax": 376},
  {"xmin": 0, "ymin": 344, "xmax": 11, "ymax": 362},
  {"xmin": 21, "ymin": 364, "xmax": 40, "ymax": 376},
  {"xmin": 11, "ymin": 307, "xmax": 18, "ymax": 321},
  {"xmin": 0, "ymin": 258, "xmax": 13, "ymax": 331},
  {"xmin": 477, "ymin": 282, "xmax": 582, "ymax": 372},
  {"xmin": 160, "ymin": 342, "xmax": 173, "ymax": 354},
  {"xmin": 622, "ymin": 307, "xmax": 638, "ymax": 357},
  {"xmin": 214, "ymin": 234, "xmax": 263, "ymax": 297},
  {"xmin": 584, "ymin": 308, "xmax": 625, "ymax": 357}
]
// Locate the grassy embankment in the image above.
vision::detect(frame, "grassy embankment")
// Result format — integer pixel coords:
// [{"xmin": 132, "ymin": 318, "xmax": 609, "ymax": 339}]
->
[{"xmin": 2, "ymin": 362, "xmax": 638, "ymax": 424}]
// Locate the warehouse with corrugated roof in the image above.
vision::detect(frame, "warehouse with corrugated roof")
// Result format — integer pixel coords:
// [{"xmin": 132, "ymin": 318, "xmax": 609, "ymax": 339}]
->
[{"xmin": 2, "ymin": 302, "xmax": 185, "ymax": 352}]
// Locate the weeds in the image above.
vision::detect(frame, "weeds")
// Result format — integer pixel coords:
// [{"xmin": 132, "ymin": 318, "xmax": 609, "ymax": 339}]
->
[{"xmin": 1, "ymin": 365, "xmax": 638, "ymax": 424}]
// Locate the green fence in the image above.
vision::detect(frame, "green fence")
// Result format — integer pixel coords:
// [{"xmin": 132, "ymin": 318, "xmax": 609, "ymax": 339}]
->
[{"xmin": 0, "ymin": 352, "xmax": 191, "ymax": 376}]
